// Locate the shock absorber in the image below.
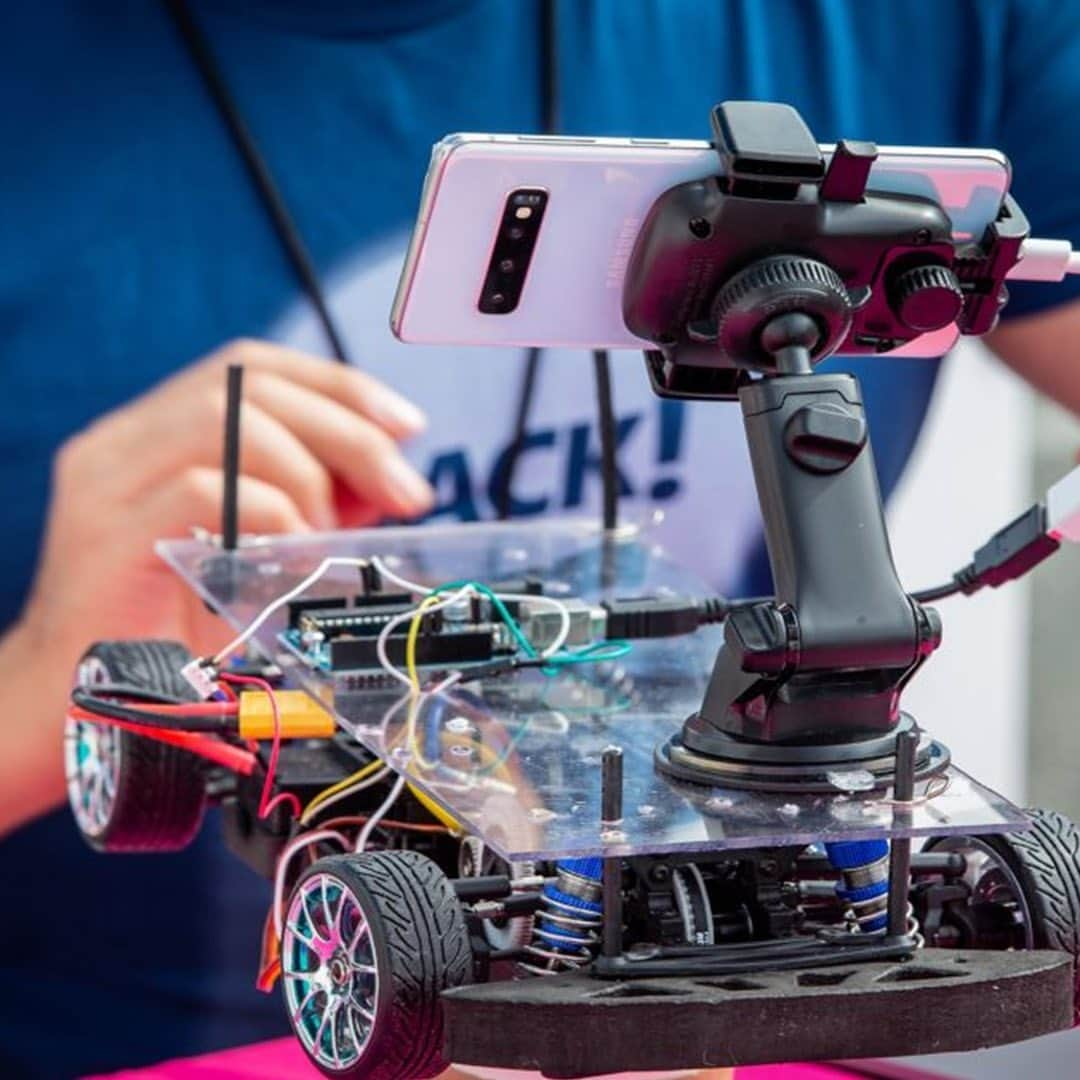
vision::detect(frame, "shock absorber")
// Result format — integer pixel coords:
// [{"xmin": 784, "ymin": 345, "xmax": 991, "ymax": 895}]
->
[
  {"xmin": 825, "ymin": 840, "xmax": 890, "ymax": 932},
  {"xmin": 520, "ymin": 857, "xmax": 604, "ymax": 975}
]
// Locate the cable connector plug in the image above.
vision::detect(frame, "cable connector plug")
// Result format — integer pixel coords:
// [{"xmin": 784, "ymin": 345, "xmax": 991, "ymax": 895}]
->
[
  {"xmin": 1046, "ymin": 463, "xmax": 1080, "ymax": 543},
  {"xmin": 965, "ymin": 504, "xmax": 1059, "ymax": 592},
  {"xmin": 601, "ymin": 596, "xmax": 730, "ymax": 639},
  {"xmin": 913, "ymin": 463, "xmax": 1080, "ymax": 602},
  {"xmin": 1006, "ymin": 238, "xmax": 1080, "ymax": 282},
  {"xmin": 181, "ymin": 658, "xmax": 220, "ymax": 700},
  {"xmin": 237, "ymin": 690, "xmax": 336, "ymax": 740}
]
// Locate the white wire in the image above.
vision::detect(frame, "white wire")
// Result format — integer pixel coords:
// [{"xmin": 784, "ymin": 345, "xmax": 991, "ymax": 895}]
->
[
  {"xmin": 212, "ymin": 556, "xmax": 370, "ymax": 664},
  {"xmin": 370, "ymin": 556, "xmax": 428, "ymax": 596},
  {"xmin": 495, "ymin": 591, "xmax": 572, "ymax": 658},
  {"xmin": 374, "ymin": 586, "xmax": 473, "ymax": 686},
  {"xmin": 300, "ymin": 767, "xmax": 391, "ymax": 823},
  {"xmin": 214, "ymin": 552, "xmax": 574, "ymax": 674},
  {"xmin": 356, "ymin": 771, "xmax": 408, "ymax": 853},
  {"xmin": 371, "ymin": 556, "xmax": 572, "ymax": 659},
  {"xmin": 272, "ymin": 828, "xmax": 349, "ymax": 940},
  {"xmin": 272, "ymin": 670, "xmax": 463, "ymax": 939},
  {"xmin": 374, "ymin": 670, "xmax": 461, "ymax": 752}
]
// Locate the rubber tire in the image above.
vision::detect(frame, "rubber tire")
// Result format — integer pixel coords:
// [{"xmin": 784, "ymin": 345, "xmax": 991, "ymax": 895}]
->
[
  {"xmin": 999, "ymin": 809, "xmax": 1080, "ymax": 1013},
  {"xmin": 72, "ymin": 640, "xmax": 207, "ymax": 853},
  {"xmin": 286, "ymin": 850, "xmax": 472, "ymax": 1080},
  {"xmin": 932, "ymin": 808, "xmax": 1080, "ymax": 1014}
]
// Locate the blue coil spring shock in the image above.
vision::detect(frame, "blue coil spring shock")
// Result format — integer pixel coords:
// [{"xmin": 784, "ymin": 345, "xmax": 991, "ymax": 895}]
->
[
  {"xmin": 520, "ymin": 857, "xmax": 604, "ymax": 975},
  {"xmin": 825, "ymin": 840, "xmax": 890, "ymax": 932}
]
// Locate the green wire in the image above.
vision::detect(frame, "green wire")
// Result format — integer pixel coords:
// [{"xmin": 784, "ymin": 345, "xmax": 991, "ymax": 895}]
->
[
  {"xmin": 427, "ymin": 580, "xmax": 631, "ymax": 673},
  {"xmin": 418, "ymin": 585, "xmax": 634, "ymax": 777},
  {"xmin": 541, "ymin": 640, "xmax": 632, "ymax": 669},
  {"xmin": 430, "ymin": 580, "xmax": 538, "ymax": 658}
]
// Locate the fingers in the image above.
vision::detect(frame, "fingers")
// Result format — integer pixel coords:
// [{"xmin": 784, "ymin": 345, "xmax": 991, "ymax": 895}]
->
[
  {"xmin": 136, "ymin": 467, "xmax": 312, "ymax": 540},
  {"xmin": 244, "ymin": 370, "xmax": 434, "ymax": 518},
  {"xmin": 91, "ymin": 338, "xmax": 433, "ymax": 522},
  {"xmin": 227, "ymin": 405, "xmax": 337, "ymax": 529},
  {"xmin": 106, "ymin": 393, "xmax": 337, "ymax": 529},
  {"xmin": 200, "ymin": 339, "xmax": 428, "ymax": 441},
  {"xmin": 332, "ymin": 476, "xmax": 384, "ymax": 529}
]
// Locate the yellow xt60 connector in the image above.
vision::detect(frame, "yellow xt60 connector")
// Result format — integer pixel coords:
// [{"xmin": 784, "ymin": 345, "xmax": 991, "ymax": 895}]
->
[{"xmin": 238, "ymin": 691, "xmax": 336, "ymax": 740}]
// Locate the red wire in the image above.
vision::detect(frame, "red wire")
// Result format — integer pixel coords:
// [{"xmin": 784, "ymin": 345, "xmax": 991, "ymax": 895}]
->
[
  {"xmin": 219, "ymin": 672, "xmax": 301, "ymax": 820},
  {"xmin": 262, "ymin": 791, "xmax": 303, "ymax": 817},
  {"xmin": 67, "ymin": 710, "xmax": 257, "ymax": 775},
  {"xmin": 104, "ymin": 700, "xmax": 238, "ymax": 717}
]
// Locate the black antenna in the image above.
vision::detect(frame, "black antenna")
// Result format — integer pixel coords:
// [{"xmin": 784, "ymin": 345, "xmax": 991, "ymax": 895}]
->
[
  {"xmin": 222, "ymin": 364, "xmax": 243, "ymax": 550},
  {"xmin": 164, "ymin": 0, "xmax": 350, "ymax": 364},
  {"xmin": 593, "ymin": 349, "xmax": 618, "ymax": 532}
]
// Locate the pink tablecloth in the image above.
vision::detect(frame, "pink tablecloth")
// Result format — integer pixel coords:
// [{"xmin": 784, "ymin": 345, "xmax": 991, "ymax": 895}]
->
[{"xmin": 89, "ymin": 1040, "xmax": 898, "ymax": 1080}]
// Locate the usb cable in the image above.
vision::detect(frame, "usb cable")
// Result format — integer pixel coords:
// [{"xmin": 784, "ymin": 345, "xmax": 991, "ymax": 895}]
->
[{"xmin": 912, "ymin": 463, "xmax": 1080, "ymax": 602}]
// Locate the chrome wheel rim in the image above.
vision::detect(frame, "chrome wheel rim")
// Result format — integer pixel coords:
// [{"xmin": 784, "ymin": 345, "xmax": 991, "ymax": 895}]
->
[
  {"xmin": 64, "ymin": 657, "xmax": 121, "ymax": 838},
  {"xmin": 282, "ymin": 872, "xmax": 379, "ymax": 1072},
  {"xmin": 930, "ymin": 835, "xmax": 1035, "ymax": 949}
]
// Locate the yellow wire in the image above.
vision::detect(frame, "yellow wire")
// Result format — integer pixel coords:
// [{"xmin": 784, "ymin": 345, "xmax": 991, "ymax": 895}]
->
[
  {"xmin": 406, "ymin": 594, "xmax": 444, "ymax": 690},
  {"xmin": 407, "ymin": 783, "xmax": 463, "ymax": 832},
  {"xmin": 305, "ymin": 594, "xmax": 446, "ymax": 821},
  {"xmin": 301, "ymin": 594, "xmax": 492, "ymax": 833},
  {"xmin": 300, "ymin": 759, "xmax": 384, "ymax": 825}
]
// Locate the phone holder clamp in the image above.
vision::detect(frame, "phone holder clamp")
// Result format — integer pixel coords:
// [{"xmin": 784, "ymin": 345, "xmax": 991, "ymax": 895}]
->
[{"xmin": 623, "ymin": 101, "xmax": 1027, "ymax": 791}]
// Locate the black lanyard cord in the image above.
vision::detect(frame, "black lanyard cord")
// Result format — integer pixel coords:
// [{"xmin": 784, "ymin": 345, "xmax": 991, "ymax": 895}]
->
[
  {"xmin": 496, "ymin": 0, "xmax": 561, "ymax": 521},
  {"xmin": 164, "ymin": 0, "xmax": 617, "ymax": 529},
  {"xmin": 163, "ymin": 0, "xmax": 351, "ymax": 365}
]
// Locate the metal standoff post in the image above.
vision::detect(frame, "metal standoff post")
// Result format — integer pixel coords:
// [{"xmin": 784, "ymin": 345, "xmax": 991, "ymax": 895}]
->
[
  {"xmin": 887, "ymin": 727, "xmax": 918, "ymax": 937},
  {"xmin": 601, "ymin": 745, "xmax": 624, "ymax": 958}
]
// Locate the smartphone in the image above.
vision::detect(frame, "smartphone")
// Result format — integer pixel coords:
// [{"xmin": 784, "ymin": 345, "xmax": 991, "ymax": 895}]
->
[{"xmin": 390, "ymin": 133, "xmax": 1010, "ymax": 357}]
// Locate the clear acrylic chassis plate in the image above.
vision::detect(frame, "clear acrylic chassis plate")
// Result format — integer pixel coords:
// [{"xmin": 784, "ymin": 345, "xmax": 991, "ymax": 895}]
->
[{"xmin": 158, "ymin": 519, "xmax": 1027, "ymax": 861}]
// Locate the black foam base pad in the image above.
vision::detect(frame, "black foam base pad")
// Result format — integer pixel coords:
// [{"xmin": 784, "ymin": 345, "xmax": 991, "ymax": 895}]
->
[{"xmin": 442, "ymin": 948, "xmax": 1073, "ymax": 1077}]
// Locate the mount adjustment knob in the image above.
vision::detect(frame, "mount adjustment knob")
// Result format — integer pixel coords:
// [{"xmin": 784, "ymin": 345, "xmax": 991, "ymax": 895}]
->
[
  {"xmin": 710, "ymin": 255, "xmax": 853, "ymax": 368},
  {"xmin": 891, "ymin": 264, "xmax": 964, "ymax": 332},
  {"xmin": 784, "ymin": 403, "xmax": 867, "ymax": 473}
]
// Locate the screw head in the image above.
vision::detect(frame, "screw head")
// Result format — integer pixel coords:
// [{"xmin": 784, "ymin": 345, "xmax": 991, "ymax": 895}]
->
[{"xmin": 688, "ymin": 216, "xmax": 712, "ymax": 239}]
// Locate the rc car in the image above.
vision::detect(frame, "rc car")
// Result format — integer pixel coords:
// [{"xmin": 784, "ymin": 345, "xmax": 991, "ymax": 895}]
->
[{"xmin": 65, "ymin": 103, "xmax": 1080, "ymax": 1078}]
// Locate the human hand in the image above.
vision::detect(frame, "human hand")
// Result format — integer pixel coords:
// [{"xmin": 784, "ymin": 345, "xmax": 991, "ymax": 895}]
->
[{"xmin": 20, "ymin": 338, "xmax": 433, "ymax": 660}]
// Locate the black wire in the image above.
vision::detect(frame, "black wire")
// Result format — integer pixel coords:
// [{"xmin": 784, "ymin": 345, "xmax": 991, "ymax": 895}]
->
[
  {"xmin": 77, "ymin": 683, "xmax": 190, "ymax": 705},
  {"xmin": 911, "ymin": 563, "xmax": 976, "ymax": 603},
  {"xmin": 593, "ymin": 349, "xmax": 619, "ymax": 530},
  {"xmin": 910, "ymin": 580, "xmax": 963, "ymax": 603},
  {"xmin": 163, "ymin": 0, "xmax": 350, "ymax": 365},
  {"xmin": 71, "ymin": 687, "xmax": 237, "ymax": 734},
  {"xmin": 497, "ymin": 0, "xmax": 559, "ymax": 520}
]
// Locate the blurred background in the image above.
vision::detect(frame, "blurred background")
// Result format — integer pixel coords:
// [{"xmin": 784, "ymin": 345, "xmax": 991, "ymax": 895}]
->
[
  {"xmin": 883, "ymin": 337, "xmax": 1080, "ymax": 1080},
  {"xmin": 887, "ymin": 338, "xmax": 1080, "ymax": 819}
]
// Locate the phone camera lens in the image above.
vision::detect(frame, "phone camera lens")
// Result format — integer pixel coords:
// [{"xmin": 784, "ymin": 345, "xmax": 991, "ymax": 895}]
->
[
  {"xmin": 508, "ymin": 226, "xmax": 525, "ymax": 241},
  {"xmin": 499, "ymin": 258, "xmax": 515, "ymax": 273},
  {"xmin": 489, "ymin": 292, "xmax": 506, "ymax": 307}
]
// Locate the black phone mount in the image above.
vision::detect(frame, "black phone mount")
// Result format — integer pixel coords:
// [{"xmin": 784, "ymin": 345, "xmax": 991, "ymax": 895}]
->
[{"xmin": 623, "ymin": 102, "xmax": 1028, "ymax": 790}]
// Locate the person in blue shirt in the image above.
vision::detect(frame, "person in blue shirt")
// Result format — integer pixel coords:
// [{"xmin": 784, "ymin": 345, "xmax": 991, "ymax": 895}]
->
[{"xmin": 3, "ymin": 1, "xmax": 1080, "ymax": 1075}]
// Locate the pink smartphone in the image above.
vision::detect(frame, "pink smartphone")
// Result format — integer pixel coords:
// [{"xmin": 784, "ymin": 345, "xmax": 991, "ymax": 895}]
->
[{"xmin": 390, "ymin": 133, "xmax": 1010, "ymax": 356}]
